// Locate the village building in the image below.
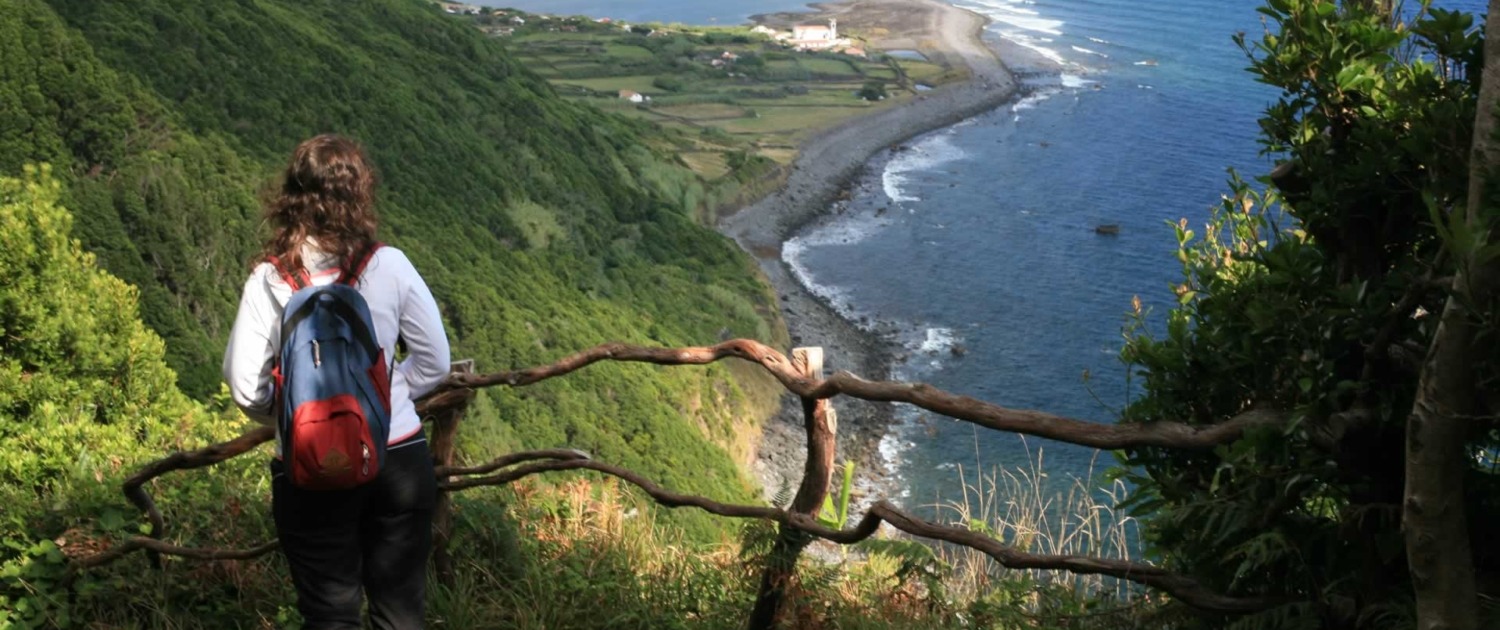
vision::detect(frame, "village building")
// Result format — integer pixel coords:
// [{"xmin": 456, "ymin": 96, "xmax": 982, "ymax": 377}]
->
[
  {"xmin": 751, "ymin": 25, "xmax": 777, "ymax": 36},
  {"xmin": 439, "ymin": 2, "xmax": 481, "ymax": 15},
  {"xmin": 842, "ymin": 47, "xmax": 867, "ymax": 58},
  {"xmin": 618, "ymin": 90, "xmax": 647, "ymax": 103},
  {"xmin": 788, "ymin": 19, "xmax": 850, "ymax": 51}
]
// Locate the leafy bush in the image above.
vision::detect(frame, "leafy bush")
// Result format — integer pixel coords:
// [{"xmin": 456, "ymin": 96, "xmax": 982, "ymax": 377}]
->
[
  {"xmin": 0, "ymin": 167, "xmax": 276, "ymax": 628},
  {"xmin": 1117, "ymin": 3, "xmax": 1498, "ymax": 627}
]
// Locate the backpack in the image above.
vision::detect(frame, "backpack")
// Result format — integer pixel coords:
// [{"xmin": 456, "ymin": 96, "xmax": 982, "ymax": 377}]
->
[{"xmin": 269, "ymin": 243, "xmax": 392, "ymax": 490}]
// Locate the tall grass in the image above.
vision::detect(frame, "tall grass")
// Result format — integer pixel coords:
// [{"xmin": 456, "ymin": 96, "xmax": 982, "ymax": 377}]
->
[
  {"xmin": 929, "ymin": 437, "xmax": 1143, "ymax": 606},
  {"xmin": 429, "ymin": 439, "xmax": 1156, "ymax": 629}
]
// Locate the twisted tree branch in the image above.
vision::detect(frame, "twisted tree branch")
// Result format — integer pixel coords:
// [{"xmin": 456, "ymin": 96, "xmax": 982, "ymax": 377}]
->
[
  {"xmin": 443, "ymin": 339, "xmax": 1285, "ymax": 450},
  {"xmin": 440, "ymin": 457, "xmax": 1283, "ymax": 613},
  {"xmin": 82, "ymin": 340, "xmax": 1290, "ymax": 615},
  {"xmin": 64, "ymin": 537, "xmax": 279, "ymax": 581},
  {"xmin": 81, "ymin": 442, "xmax": 1280, "ymax": 613},
  {"xmin": 437, "ymin": 448, "xmax": 592, "ymax": 477},
  {"xmin": 121, "ymin": 425, "xmax": 274, "ymax": 567}
]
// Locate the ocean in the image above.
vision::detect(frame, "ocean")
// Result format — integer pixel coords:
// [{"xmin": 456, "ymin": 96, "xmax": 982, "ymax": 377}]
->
[
  {"xmin": 787, "ymin": 0, "xmax": 1278, "ymax": 510},
  {"xmin": 483, "ymin": 0, "xmax": 1484, "ymax": 511}
]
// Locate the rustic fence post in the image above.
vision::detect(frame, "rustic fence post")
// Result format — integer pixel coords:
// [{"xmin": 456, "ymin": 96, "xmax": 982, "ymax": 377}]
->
[
  {"xmin": 429, "ymin": 359, "xmax": 475, "ymax": 589},
  {"xmin": 748, "ymin": 347, "xmax": 838, "ymax": 630}
]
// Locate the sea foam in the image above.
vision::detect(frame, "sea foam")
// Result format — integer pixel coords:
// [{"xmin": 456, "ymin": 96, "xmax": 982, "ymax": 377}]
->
[
  {"xmin": 1060, "ymin": 73, "xmax": 1094, "ymax": 88},
  {"xmin": 917, "ymin": 327, "xmax": 960, "ymax": 355},
  {"xmin": 881, "ymin": 131, "xmax": 967, "ymax": 205},
  {"xmin": 782, "ymin": 215, "xmax": 884, "ymax": 327},
  {"xmin": 963, "ymin": 0, "xmax": 1065, "ymax": 35}
]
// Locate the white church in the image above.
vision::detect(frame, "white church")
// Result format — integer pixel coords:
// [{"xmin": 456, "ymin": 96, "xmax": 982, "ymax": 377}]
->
[{"xmin": 776, "ymin": 19, "xmax": 850, "ymax": 51}]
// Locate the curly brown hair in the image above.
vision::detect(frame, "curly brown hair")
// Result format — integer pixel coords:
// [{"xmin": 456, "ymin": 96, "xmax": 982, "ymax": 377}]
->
[{"xmin": 261, "ymin": 134, "xmax": 379, "ymax": 278}]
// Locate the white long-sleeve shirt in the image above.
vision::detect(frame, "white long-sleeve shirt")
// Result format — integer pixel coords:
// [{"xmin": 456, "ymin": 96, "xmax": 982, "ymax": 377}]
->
[{"xmin": 222, "ymin": 243, "xmax": 451, "ymax": 446}]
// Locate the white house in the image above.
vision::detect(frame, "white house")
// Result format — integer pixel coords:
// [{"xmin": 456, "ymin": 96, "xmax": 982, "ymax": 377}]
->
[
  {"xmin": 751, "ymin": 25, "xmax": 777, "ymax": 36},
  {"xmin": 618, "ymin": 90, "xmax": 646, "ymax": 103},
  {"xmin": 791, "ymin": 19, "xmax": 837, "ymax": 49}
]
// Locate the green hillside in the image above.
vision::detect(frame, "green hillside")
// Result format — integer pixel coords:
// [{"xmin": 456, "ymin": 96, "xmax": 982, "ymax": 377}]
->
[{"xmin": 0, "ymin": 0, "xmax": 784, "ymax": 557}]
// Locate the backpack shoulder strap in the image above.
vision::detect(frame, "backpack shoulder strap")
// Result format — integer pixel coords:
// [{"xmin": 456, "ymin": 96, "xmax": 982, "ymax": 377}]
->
[
  {"xmin": 341, "ymin": 241, "xmax": 385, "ymax": 287},
  {"xmin": 267, "ymin": 255, "xmax": 311, "ymax": 291}
]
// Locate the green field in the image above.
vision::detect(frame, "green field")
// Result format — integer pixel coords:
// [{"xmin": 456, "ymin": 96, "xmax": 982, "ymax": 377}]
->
[
  {"xmin": 903, "ymin": 60, "xmax": 951, "ymax": 81},
  {"xmin": 491, "ymin": 17, "xmax": 961, "ymax": 165},
  {"xmin": 556, "ymin": 74, "xmax": 660, "ymax": 93},
  {"xmin": 800, "ymin": 57, "xmax": 860, "ymax": 76},
  {"xmin": 605, "ymin": 42, "xmax": 654, "ymax": 59},
  {"xmin": 656, "ymin": 102, "xmax": 751, "ymax": 119}
]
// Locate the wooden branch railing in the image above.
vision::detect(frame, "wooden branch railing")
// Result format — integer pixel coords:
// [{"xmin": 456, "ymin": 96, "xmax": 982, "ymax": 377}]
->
[
  {"xmin": 751, "ymin": 348, "xmax": 837, "ymax": 628},
  {"xmin": 69, "ymin": 339, "xmax": 1293, "ymax": 622},
  {"xmin": 442, "ymin": 339, "xmax": 1285, "ymax": 450}
]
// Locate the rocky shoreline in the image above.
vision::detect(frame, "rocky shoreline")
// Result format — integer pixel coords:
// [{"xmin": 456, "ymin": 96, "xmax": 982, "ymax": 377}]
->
[{"xmin": 719, "ymin": 0, "xmax": 1020, "ymax": 502}]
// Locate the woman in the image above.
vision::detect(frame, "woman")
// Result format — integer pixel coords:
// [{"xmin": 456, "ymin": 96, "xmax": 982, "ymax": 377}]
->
[{"xmin": 223, "ymin": 134, "xmax": 451, "ymax": 629}]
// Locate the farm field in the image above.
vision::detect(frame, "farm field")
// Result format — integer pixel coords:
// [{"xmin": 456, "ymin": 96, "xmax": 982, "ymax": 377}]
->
[{"xmin": 459, "ymin": 9, "xmax": 958, "ymax": 172}]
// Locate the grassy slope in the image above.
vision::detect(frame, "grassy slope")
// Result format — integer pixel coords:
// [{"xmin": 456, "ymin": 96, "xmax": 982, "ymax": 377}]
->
[{"xmin": 2, "ymin": 0, "xmax": 785, "ymax": 542}]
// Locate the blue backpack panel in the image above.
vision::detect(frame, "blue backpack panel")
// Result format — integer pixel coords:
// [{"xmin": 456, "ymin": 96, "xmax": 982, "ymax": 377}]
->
[{"xmin": 269, "ymin": 244, "xmax": 391, "ymax": 490}]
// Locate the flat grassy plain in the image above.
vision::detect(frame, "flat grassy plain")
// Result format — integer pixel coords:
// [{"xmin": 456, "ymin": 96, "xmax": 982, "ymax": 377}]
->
[{"xmin": 480, "ymin": 13, "xmax": 958, "ymax": 170}]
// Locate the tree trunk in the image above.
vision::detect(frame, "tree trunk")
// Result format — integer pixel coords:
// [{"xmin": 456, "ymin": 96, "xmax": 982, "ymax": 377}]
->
[
  {"xmin": 749, "ymin": 348, "xmax": 837, "ymax": 630},
  {"xmin": 1402, "ymin": 3, "xmax": 1500, "ymax": 628},
  {"xmin": 430, "ymin": 360, "xmax": 475, "ymax": 589}
]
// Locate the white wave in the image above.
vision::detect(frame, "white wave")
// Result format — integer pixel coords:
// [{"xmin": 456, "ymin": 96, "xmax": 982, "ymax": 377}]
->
[
  {"xmin": 1138, "ymin": 84, "xmax": 1154, "ymax": 89},
  {"xmin": 1087, "ymin": 36, "xmax": 1111, "ymax": 44},
  {"xmin": 881, "ymin": 132, "xmax": 967, "ymax": 205},
  {"xmin": 1134, "ymin": 59, "xmax": 1159, "ymax": 66},
  {"xmin": 1071, "ymin": 45, "xmax": 1108, "ymax": 59},
  {"xmin": 1060, "ymin": 73, "xmax": 1094, "ymax": 88},
  {"xmin": 961, "ymin": 0, "xmax": 1065, "ymax": 35},
  {"xmin": 1002, "ymin": 32, "xmax": 1070, "ymax": 67},
  {"xmin": 1011, "ymin": 88, "xmax": 1058, "ymax": 113},
  {"xmin": 879, "ymin": 431, "xmax": 903, "ymax": 462},
  {"xmin": 917, "ymin": 327, "xmax": 959, "ymax": 355},
  {"xmin": 782, "ymin": 216, "xmax": 887, "ymax": 327}
]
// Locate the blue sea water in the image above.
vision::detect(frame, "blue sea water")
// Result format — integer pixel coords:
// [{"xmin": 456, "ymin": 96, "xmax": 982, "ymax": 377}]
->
[
  {"xmin": 791, "ymin": 0, "xmax": 1278, "ymax": 508},
  {"xmin": 788, "ymin": 0, "xmax": 1483, "ymax": 510},
  {"xmin": 480, "ymin": 0, "xmax": 1485, "ymax": 509}
]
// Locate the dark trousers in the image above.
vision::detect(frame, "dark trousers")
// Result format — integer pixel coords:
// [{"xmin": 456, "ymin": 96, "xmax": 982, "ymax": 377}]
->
[{"xmin": 272, "ymin": 436, "xmax": 436, "ymax": 630}]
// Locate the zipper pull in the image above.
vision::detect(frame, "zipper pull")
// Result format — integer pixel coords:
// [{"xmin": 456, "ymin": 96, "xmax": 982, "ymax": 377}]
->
[
  {"xmin": 312, "ymin": 340, "xmax": 321, "ymax": 368},
  {"xmin": 362, "ymin": 443, "xmax": 370, "ymax": 476}
]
